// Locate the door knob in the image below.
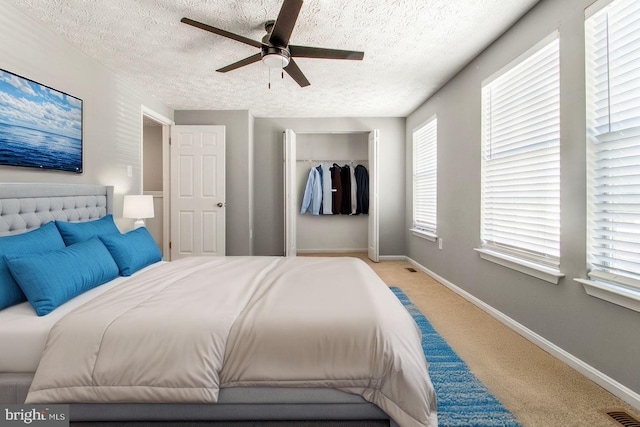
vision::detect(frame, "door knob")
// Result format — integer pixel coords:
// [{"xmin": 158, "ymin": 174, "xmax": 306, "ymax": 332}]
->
[{"xmin": 217, "ymin": 202, "xmax": 225, "ymax": 207}]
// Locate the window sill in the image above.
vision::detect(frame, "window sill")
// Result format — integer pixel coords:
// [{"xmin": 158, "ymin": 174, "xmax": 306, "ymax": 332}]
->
[
  {"xmin": 410, "ymin": 228, "xmax": 437, "ymax": 242},
  {"xmin": 475, "ymin": 248, "xmax": 564, "ymax": 284},
  {"xmin": 574, "ymin": 278, "xmax": 640, "ymax": 313}
]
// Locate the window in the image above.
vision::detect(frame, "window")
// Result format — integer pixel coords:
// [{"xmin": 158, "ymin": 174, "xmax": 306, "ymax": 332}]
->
[
  {"xmin": 478, "ymin": 34, "xmax": 562, "ymax": 282},
  {"xmin": 582, "ymin": 0, "xmax": 640, "ymax": 305},
  {"xmin": 412, "ymin": 117, "xmax": 438, "ymax": 238}
]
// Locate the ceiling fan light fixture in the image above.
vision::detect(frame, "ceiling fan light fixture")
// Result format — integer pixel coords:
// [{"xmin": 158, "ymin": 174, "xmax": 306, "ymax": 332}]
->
[
  {"xmin": 262, "ymin": 53, "xmax": 290, "ymax": 68},
  {"xmin": 261, "ymin": 45, "xmax": 290, "ymax": 69}
]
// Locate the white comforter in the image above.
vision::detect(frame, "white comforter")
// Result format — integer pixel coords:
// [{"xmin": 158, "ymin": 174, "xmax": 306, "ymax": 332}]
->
[{"xmin": 26, "ymin": 256, "xmax": 437, "ymax": 427}]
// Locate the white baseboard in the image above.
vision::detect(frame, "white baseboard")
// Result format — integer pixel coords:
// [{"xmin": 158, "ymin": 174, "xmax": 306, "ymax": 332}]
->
[
  {"xmin": 296, "ymin": 248, "xmax": 367, "ymax": 254},
  {"xmin": 405, "ymin": 256, "xmax": 640, "ymax": 410},
  {"xmin": 295, "ymin": 251, "xmax": 406, "ymax": 262},
  {"xmin": 379, "ymin": 255, "xmax": 408, "ymax": 261}
]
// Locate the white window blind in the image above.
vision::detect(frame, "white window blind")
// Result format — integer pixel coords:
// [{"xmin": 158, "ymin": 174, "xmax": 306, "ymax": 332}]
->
[
  {"xmin": 413, "ymin": 117, "xmax": 438, "ymax": 235},
  {"xmin": 480, "ymin": 35, "xmax": 561, "ymax": 267},
  {"xmin": 585, "ymin": 0, "xmax": 640, "ymax": 290}
]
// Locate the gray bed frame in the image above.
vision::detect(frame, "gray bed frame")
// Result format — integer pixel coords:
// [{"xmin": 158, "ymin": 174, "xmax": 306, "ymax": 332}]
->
[{"xmin": 0, "ymin": 183, "xmax": 397, "ymax": 426}]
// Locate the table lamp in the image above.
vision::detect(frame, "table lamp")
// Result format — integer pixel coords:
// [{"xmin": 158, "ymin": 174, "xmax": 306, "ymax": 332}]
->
[{"xmin": 123, "ymin": 195, "xmax": 154, "ymax": 228}]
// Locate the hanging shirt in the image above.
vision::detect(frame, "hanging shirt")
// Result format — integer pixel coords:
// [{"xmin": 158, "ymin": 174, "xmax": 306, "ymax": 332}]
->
[
  {"xmin": 350, "ymin": 164, "xmax": 357, "ymax": 214},
  {"xmin": 300, "ymin": 167, "xmax": 322, "ymax": 215},
  {"xmin": 321, "ymin": 163, "xmax": 333, "ymax": 215},
  {"xmin": 316, "ymin": 164, "xmax": 324, "ymax": 214}
]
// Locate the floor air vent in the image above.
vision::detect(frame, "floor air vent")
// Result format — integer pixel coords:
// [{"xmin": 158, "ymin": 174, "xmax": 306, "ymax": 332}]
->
[
  {"xmin": 405, "ymin": 267, "xmax": 417, "ymax": 273},
  {"xmin": 603, "ymin": 409, "xmax": 640, "ymax": 427}
]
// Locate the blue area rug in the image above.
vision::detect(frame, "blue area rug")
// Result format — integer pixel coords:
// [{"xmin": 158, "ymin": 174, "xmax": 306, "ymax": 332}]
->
[{"xmin": 390, "ymin": 287, "xmax": 521, "ymax": 427}]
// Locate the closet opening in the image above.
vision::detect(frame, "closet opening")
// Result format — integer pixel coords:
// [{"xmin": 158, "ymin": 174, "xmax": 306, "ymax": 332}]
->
[{"xmin": 284, "ymin": 129, "xmax": 379, "ymax": 262}]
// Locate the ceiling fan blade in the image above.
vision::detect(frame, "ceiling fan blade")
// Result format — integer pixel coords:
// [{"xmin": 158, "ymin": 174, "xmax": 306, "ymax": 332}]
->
[
  {"xmin": 284, "ymin": 58, "xmax": 310, "ymax": 87},
  {"xmin": 181, "ymin": 17, "xmax": 262, "ymax": 48},
  {"xmin": 269, "ymin": 0, "xmax": 303, "ymax": 47},
  {"xmin": 216, "ymin": 53, "xmax": 262, "ymax": 73},
  {"xmin": 289, "ymin": 45, "xmax": 364, "ymax": 60}
]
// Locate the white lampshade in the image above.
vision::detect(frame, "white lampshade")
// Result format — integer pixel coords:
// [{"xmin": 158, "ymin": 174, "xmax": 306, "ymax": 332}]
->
[{"xmin": 123, "ymin": 195, "xmax": 154, "ymax": 228}]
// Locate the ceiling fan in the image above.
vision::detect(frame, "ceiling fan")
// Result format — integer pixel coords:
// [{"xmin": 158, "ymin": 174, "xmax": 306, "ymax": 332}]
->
[{"xmin": 181, "ymin": 0, "xmax": 364, "ymax": 87}]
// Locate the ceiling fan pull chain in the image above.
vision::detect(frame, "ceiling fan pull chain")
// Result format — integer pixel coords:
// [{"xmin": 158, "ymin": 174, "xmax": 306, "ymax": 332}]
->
[{"xmin": 268, "ymin": 68, "xmax": 271, "ymax": 89}]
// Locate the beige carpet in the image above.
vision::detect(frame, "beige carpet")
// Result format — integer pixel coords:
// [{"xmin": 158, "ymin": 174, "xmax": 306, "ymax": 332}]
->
[{"xmin": 304, "ymin": 253, "xmax": 640, "ymax": 427}]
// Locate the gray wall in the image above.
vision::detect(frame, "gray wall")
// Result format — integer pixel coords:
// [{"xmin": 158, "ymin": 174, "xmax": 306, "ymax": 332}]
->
[
  {"xmin": 254, "ymin": 117, "xmax": 406, "ymax": 256},
  {"xmin": 248, "ymin": 113, "xmax": 255, "ymax": 255},
  {"xmin": 406, "ymin": 0, "xmax": 640, "ymax": 396},
  {"xmin": 0, "ymin": 3, "xmax": 173, "ymax": 230},
  {"xmin": 174, "ymin": 110, "xmax": 253, "ymax": 256}
]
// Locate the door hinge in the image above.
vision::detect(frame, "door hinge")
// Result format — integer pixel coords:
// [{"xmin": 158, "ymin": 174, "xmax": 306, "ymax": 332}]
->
[
  {"xmin": 169, "ymin": 137, "xmax": 171, "ymax": 145},
  {"xmin": 169, "ymin": 241, "xmax": 172, "ymax": 249}
]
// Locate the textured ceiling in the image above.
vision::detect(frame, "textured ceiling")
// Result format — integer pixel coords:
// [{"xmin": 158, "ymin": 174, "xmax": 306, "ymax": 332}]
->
[{"xmin": 8, "ymin": 0, "xmax": 539, "ymax": 118}]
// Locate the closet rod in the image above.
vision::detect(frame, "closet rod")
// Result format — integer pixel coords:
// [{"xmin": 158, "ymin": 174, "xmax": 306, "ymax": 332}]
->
[{"xmin": 296, "ymin": 159, "xmax": 368, "ymax": 163}]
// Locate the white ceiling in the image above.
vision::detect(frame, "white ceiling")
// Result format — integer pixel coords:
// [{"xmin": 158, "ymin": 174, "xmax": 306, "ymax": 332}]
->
[{"xmin": 8, "ymin": 0, "xmax": 539, "ymax": 118}]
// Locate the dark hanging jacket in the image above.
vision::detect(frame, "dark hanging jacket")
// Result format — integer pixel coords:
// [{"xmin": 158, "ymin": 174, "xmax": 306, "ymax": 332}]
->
[
  {"xmin": 330, "ymin": 164, "xmax": 342, "ymax": 214},
  {"xmin": 355, "ymin": 164, "xmax": 369, "ymax": 215},
  {"xmin": 340, "ymin": 164, "xmax": 352, "ymax": 215}
]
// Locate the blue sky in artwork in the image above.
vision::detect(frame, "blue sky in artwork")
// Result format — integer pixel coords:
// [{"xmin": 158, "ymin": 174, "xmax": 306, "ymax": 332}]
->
[{"xmin": 0, "ymin": 70, "xmax": 82, "ymax": 140}]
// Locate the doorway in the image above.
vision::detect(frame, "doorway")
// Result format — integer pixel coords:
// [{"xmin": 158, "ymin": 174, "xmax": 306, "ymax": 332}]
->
[{"xmin": 141, "ymin": 106, "xmax": 173, "ymax": 259}]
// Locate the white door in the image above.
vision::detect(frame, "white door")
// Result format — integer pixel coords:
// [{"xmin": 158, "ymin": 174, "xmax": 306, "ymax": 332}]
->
[
  {"xmin": 368, "ymin": 130, "xmax": 379, "ymax": 262},
  {"xmin": 170, "ymin": 125, "xmax": 225, "ymax": 259},
  {"xmin": 284, "ymin": 129, "xmax": 297, "ymax": 256}
]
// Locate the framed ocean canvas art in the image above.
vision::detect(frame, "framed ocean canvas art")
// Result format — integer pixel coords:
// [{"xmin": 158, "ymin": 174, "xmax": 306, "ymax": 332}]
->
[{"xmin": 0, "ymin": 69, "xmax": 83, "ymax": 173}]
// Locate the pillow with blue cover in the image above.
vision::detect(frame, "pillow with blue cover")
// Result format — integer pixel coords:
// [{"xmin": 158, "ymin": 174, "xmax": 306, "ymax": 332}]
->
[
  {"xmin": 5, "ymin": 237, "xmax": 119, "ymax": 316},
  {"xmin": 0, "ymin": 222, "xmax": 66, "ymax": 310},
  {"xmin": 99, "ymin": 227, "xmax": 162, "ymax": 276},
  {"xmin": 55, "ymin": 214, "xmax": 119, "ymax": 246}
]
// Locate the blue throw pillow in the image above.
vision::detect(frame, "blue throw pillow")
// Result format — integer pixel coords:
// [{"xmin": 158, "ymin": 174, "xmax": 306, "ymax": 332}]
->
[
  {"xmin": 55, "ymin": 214, "xmax": 119, "ymax": 246},
  {"xmin": 99, "ymin": 227, "xmax": 162, "ymax": 276},
  {"xmin": 0, "ymin": 222, "xmax": 66, "ymax": 310},
  {"xmin": 5, "ymin": 237, "xmax": 119, "ymax": 316}
]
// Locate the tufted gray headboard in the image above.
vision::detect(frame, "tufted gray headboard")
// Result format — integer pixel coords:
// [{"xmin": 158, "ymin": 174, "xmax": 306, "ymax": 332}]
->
[{"xmin": 0, "ymin": 183, "xmax": 113, "ymax": 236}]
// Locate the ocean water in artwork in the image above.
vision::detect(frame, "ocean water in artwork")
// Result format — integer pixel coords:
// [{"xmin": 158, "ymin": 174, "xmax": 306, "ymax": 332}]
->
[{"xmin": 0, "ymin": 122, "xmax": 82, "ymax": 172}]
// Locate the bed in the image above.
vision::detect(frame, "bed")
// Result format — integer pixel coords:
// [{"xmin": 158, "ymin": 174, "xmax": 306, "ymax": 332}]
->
[{"xmin": 0, "ymin": 183, "xmax": 437, "ymax": 427}]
